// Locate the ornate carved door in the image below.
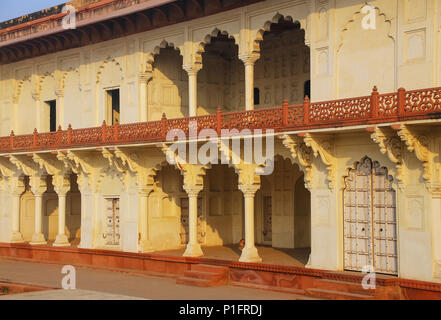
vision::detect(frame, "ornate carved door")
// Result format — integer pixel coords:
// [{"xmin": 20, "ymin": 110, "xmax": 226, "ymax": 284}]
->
[
  {"xmin": 105, "ymin": 198, "xmax": 120, "ymax": 246},
  {"xmin": 344, "ymin": 157, "xmax": 398, "ymax": 275}
]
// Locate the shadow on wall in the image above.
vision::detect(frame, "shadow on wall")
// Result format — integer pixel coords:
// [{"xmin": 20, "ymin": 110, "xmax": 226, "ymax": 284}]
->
[{"xmin": 148, "ymin": 45, "xmax": 187, "ymax": 120}]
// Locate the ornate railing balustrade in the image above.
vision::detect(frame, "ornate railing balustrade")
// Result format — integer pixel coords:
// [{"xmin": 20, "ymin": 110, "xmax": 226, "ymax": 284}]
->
[{"xmin": 1, "ymin": 86, "xmax": 441, "ymax": 153}]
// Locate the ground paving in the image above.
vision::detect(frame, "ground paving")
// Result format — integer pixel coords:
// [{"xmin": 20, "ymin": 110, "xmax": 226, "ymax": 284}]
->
[{"xmin": 0, "ymin": 258, "xmax": 309, "ymax": 300}]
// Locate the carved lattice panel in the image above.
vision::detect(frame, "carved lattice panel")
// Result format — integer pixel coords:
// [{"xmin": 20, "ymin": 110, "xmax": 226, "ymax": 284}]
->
[{"xmin": 344, "ymin": 157, "xmax": 398, "ymax": 275}]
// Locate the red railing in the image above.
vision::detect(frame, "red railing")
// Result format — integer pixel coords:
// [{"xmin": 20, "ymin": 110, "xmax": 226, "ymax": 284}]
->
[{"xmin": 2, "ymin": 86, "xmax": 441, "ymax": 153}]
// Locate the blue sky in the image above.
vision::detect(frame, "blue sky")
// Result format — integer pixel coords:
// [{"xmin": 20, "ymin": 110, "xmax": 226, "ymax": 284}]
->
[{"xmin": 0, "ymin": 0, "xmax": 65, "ymax": 22}]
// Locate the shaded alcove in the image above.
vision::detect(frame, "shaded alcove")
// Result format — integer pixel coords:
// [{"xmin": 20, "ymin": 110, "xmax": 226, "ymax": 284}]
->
[
  {"xmin": 147, "ymin": 44, "xmax": 188, "ymax": 120},
  {"xmin": 255, "ymin": 16, "xmax": 310, "ymax": 108},
  {"xmin": 198, "ymin": 30, "xmax": 243, "ymax": 114}
]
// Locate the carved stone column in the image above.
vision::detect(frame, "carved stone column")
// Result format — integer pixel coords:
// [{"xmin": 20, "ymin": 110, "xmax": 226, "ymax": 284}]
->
[
  {"xmin": 8, "ymin": 176, "xmax": 25, "ymax": 243},
  {"xmin": 239, "ymin": 53, "xmax": 260, "ymax": 111},
  {"xmin": 138, "ymin": 186, "xmax": 154, "ymax": 252},
  {"xmin": 29, "ymin": 174, "xmax": 48, "ymax": 245},
  {"xmin": 53, "ymin": 173, "xmax": 71, "ymax": 247},
  {"xmin": 183, "ymin": 185, "xmax": 204, "ymax": 257},
  {"xmin": 234, "ymin": 163, "xmax": 262, "ymax": 263},
  {"xmin": 139, "ymin": 72, "xmax": 152, "ymax": 122},
  {"xmin": 239, "ymin": 184, "xmax": 262, "ymax": 262},
  {"xmin": 32, "ymin": 91, "xmax": 43, "ymax": 132},
  {"xmin": 55, "ymin": 89, "xmax": 64, "ymax": 129},
  {"xmin": 183, "ymin": 64, "xmax": 202, "ymax": 117}
]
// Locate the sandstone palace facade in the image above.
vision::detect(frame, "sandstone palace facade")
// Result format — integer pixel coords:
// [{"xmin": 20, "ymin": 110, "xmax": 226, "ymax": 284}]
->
[{"xmin": 0, "ymin": 0, "xmax": 440, "ymax": 285}]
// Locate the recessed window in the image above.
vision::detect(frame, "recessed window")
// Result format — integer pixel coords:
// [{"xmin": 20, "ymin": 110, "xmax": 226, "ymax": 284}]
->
[
  {"xmin": 254, "ymin": 87, "xmax": 260, "ymax": 105},
  {"xmin": 45, "ymin": 100, "xmax": 57, "ymax": 132},
  {"xmin": 304, "ymin": 80, "xmax": 311, "ymax": 99},
  {"xmin": 106, "ymin": 89, "xmax": 120, "ymax": 125}
]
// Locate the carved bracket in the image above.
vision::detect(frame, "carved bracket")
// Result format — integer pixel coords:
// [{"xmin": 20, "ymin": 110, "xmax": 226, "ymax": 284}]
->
[
  {"xmin": 9, "ymin": 155, "xmax": 43, "ymax": 177},
  {"xmin": 280, "ymin": 134, "xmax": 313, "ymax": 190},
  {"xmin": 396, "ymin": 124, "xmax": 431, "ymax": 189},
  {"xmin": 303, "ymin": 133, "xmax": 335, "ymax": 190},
  {"xmin": 370, "ymin": 127, "xmax": 405, "ymax": 189}
]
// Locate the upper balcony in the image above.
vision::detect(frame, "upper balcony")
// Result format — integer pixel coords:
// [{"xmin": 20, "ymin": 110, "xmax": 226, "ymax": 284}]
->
[{"xmin": 0, "ymin": 85, "xmax": 440, "ymax": 154}]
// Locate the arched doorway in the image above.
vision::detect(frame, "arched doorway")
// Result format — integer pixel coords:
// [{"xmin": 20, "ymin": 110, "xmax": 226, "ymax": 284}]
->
[
  {"xmin": 197, "ymin": 30, "xmax": 242, "ymax": 114},
  {"xmin": 254, "ymin": 16, "xmax": 310, "ymax": 108},
  {"xmin": 147, "ymin": 43, "xmax": 187, "ymax": 120},
  {"xmin": 343, "ymin": 156, "xmax": 398, "ymax": 275}
]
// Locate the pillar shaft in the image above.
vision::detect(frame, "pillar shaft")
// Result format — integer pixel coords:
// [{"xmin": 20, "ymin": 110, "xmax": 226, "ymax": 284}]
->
[
  {"xmin": 139, "ymin": 192, "xmax": 153, "ymax": 252},
  {"xmin": 184, "ymin": 64, "xmax": 201, "ymax": 117},
  {"xmin": 188, "ymin": 72, "xmax": 198, "ymax": 117},
  {"xmin": 31, "ymin": 194, "xmax": 46, "ymax": 245},
  {"xmin": 54, "ymin": 194, "xmax": 70, "ymax": 246},
  {"xmin": 244, "ymin": 194, "xmax": 255, "ymax": 248},
  {"xmin": 244, "ymin": 62, "xmax": 255, "ymax": 111},
  {"xmin": 139, "ymin": 73, "xmax": 151, "ymax": 122},
  {"xmin": 239, "ymin": 184, "xmax": 262, "ymax": 263},
  {"xmin": 10, "ymin": 193, "xmax": 23, "ymax": 243},
  {"xmin": 240, "ymin": 53, "xmax": 259, "ymax": 111},
  {"xmin": 183, "ymin": 189, "xmax": 203, "ymax": 257}
]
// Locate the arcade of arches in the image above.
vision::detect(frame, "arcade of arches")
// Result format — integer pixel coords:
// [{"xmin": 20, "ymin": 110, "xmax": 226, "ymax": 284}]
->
[
  {"xmin": 146, "ymin": 18, "xmax": 310, "ymax": 121},
  {"xmin": 2, "ymin": 0, "xmax": 441, "ymax": 284}
]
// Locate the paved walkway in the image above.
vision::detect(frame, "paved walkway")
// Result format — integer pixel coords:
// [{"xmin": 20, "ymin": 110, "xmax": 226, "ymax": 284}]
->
[
  {"xmin": 157, "ymin": 245, "xmax": 311, "ymax": 267},
  {"xmin": 0, "ymin": 258, "xmax": 306, "ymax": 300},
  {"xmin": 0, "ymin": 289, "xmax": 145, "ymax": 300}
]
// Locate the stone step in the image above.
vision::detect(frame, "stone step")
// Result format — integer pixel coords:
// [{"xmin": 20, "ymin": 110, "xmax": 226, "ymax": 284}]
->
[
  {"xmin": 176, "ymin": 276, "xmax": 220, "ymax": 287},
  {"xmin": 305, "ymin": 288, "xmax": 374, "ymax": 300},
  {"xmin": 313, "ymin": 278, "xmax": 377, "ymax": 295},
  {"xmin": 191, "ymin": 264, "xmax": 229, "ymax": 274},
  {"xmin": 183, "ymin": 270, "xmax": 224, "ymax": 281}
]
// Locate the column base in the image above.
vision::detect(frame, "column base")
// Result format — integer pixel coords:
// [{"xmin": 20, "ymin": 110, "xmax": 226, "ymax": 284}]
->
[
  {"xmin": 30, "ymin": 233, "xmax": 47, "ymax": 245},
  {"xmin": 53, "ymin": 234, "xmax": 70, "ymax": 247},
  {"xmin": 239, "ymin": 246, "xmax": 262, "ymax": 263},
  {"xmin": 139, "ymin": 240, "xmax": 154, "ymax": 253},
  {"xmin": 183, "ymin": 243, "xmax": 204, "ymax": 257},
  {"xmin": 10, "ymin": 231, "xmax": 24, "ymax": 243}
]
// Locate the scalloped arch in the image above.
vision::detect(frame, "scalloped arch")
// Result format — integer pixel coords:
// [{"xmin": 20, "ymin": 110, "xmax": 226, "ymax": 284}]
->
[
  {"xmin": 96, "ymin": 57, "xmax": 124, "ymax": 84},
  {"xmin": 194, "ymin": 28, "xmax": 238, "ymax": 63},
  {"xmin": 36, "ymin": 72, "xmax": 56, "ymax": 98},
  {"xmin": 342, "ymin": 155, "xmax": 396, "ymax": 191},
  {"xmin": 253, "ymin": 13, "xmax": 305, "ymax": 54},
  {"xmin": 337, "ymin": 4, "xmax": 394, "ymax": 53},
  {"xmin": 145, "ymin": 40, "xmax": 182, "ymax": 74},
  {"xmin": 60, "ymin": 67, "xmax": 80, "ymax": 93}
]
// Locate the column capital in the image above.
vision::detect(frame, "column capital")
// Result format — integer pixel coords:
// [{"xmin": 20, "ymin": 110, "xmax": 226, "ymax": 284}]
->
[
  {"xmin": 239, "ymin": 53, "xmax": 260, "ymax": 66},
  {"xmin": 55, "ymin": 89, "xmax": 64, "ymax": 98},
  {"xmin": 183, "ymin": 185, "xmax": 203, "ymax": 197},
  {"xmin": 239, "ymin": 184, "xmax": 260, "ymax": 197},
  {"xmin": 183, "ymin": 63, "xmax": 202, "ymax": 76},
  {"xmin": 53, "ymin": 173, "xmax": 71, "ymax": 196},
  {"xmin": 138, "ymin": 72, "xmax": 153, "ymax": 83},
  {"xmin": 7, "ymin": 176, "xmax": 25, "ymax": 196},
  {"xmin": 29, "ymin": 174, "xmax": 48, "ymax": 196},
  {"xmin": 31, "ymin": 91, "xmax": 41, "ymax": 101},
  {"xmin": 138, "ymin": 186, "xmax": 154, "ymax": 196}
]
